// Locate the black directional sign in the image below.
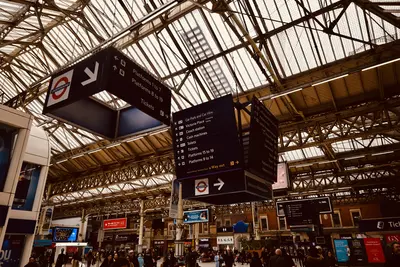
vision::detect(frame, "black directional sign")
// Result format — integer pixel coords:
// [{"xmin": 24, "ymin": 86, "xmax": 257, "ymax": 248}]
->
[
  {"xmin": 248, "ymin": 97, "xmax": 279, "ymax": 183},
  {"xmin": 107, "ymin": 48, "xmax": 171, "ymax": 126},
  {"xmin": 276, "ymin": 197, "xmax": 333, "ymax": 226},
  {"xmin": 172, "ymin": 95, "xmax": 242, "ymax": 180},
  {"xmin": 43, "ymin": 47, "xmax": 171, "ymax": 139},
  {"xmin": 173, "ymin": 95, "xmax": 276, "ymax": 205}
]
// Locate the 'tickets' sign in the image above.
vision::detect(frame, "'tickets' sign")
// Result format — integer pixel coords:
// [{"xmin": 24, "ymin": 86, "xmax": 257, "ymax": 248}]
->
[
  {"xmin": 364, "ymin": 238, "xmax": 385, "ymax": 263},
  {"xmin": 103, "ymin": 218, "xmax": 127, "ymax": 230}
]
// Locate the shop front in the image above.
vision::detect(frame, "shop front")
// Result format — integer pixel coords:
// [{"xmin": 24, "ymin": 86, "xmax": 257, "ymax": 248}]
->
[
  {"xmin": 198, "ymin": 238, "xmax": 210, "ymax": 251},
  {"xmin": 217, "ymin": 236, "xmax": 234, "ymax": 251},
  {"xmin": 153, "ymin": 240, "xmax": 166, "ymax": 257}
]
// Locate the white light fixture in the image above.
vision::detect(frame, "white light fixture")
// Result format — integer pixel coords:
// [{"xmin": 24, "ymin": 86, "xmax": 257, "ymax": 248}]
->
[
  {"xmin": 371, "ymin": 151, "xmax": 394, "ymax": 157},
  {"xmin": 291, "ymin": 163, "xmax": 312, "ymax": 168},
  {"xmin": 344, "ymin": 155, "xmax": 364, "ymax": 160},
  {"xmin": 362, "ymin": 58, "xmax": 400, "ymax": 72},
  {"xmin": 312, "ymin": 74, "xmax": 348, "ymax": 87},
  {"xmin": 125, "ymin": 136, "xmax": 144, "ymax": 142},
  {"xmin": 57, "ymin": 159, "xmax": 68, "ymax": 164},
  {"xmin": 149, "ymin": 128, "xmax": 169, "ymax": 136},
  {"xmin": 142, "ymin": 1, "xmax": 179, "ymax": 24},
  {"xmin": 88, "ymin": 148, "xmax": 102, "ymax": 154},
  {"xmin": 55, "ymin": 242, "xmax": 88, "ymax": 247},
  {"xmin": 270, "ymin": 88, "xmax": 303, "ymax": 99},
  {"xmin": 318, "ymin": 160, "xmax": 338, "ymax": 164},
  {"xmin": 71, "ymin": 154, "xmax": 84, "ymax": 159},
  {"xmin": 106, "ymin": 143, "xmax": 121, "ymax": 148}
]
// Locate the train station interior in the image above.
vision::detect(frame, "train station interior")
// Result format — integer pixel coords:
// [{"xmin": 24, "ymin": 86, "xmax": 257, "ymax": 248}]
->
[{"xmin": 0, "ymin": 0, "xmax": 400, "ymax": 267}]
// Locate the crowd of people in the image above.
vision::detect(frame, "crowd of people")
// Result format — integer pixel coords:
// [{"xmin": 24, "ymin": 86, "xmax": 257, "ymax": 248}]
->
[{"xmin": 25, "ymin": 241, "xmax": 400, "ymax": 267}]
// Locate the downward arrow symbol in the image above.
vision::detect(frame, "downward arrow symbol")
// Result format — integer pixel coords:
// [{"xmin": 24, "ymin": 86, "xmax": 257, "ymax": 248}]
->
[
  {"xmin": 214, "ymin": 178, "xmax": 224, "ymax": 191},
  {"xmin": 81, "ymin": 61, "xmax": 99, "ymax": 86}
]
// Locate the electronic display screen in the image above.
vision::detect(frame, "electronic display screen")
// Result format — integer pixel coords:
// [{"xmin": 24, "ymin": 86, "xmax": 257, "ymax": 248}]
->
[{"xmin": 52, "ymin": 227, "xmax": 78, "ymax": 242}]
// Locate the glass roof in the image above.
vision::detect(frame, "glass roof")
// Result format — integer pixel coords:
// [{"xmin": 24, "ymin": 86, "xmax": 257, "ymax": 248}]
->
[{"xmin": 0, "ymin": 0, "xmax": 399, "ymax": 157}]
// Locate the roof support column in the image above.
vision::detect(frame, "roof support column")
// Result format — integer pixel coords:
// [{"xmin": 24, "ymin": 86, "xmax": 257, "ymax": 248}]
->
[{"xmin": 138, "ymin": 199, "xmax": 145, "ymax": 253}]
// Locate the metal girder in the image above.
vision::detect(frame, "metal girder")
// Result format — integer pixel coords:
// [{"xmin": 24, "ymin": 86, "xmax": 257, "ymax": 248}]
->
[
  {"xmin": 48, "ymin": 156, "xmax": 174, "ymax": 198},
  {"xmin": 53, "ymin": 197, "xmax": 203, "ymax": 219},
  {"xmin": 53, "ymin": 184, "xmax": 398, "ymax": 219},
  {"xmin": 292, "ymin": 163, "xmax": 400, "ymax": 192},
  {"xmin": 279, "ymin": 97, "xmax": 400, "ymax": 152},
  {"xmin": 355, "ymin": 0, "xmax": 400, "ymax": 29}
]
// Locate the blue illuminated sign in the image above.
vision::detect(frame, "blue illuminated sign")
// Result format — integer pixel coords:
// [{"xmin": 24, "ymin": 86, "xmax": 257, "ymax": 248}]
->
[
  {"xmin": 183, "ymin": 209, "xmax": 209, "ymax": 224},
  {"xmin": 334, "ymin": 239, "xmax": 350, "ymax": 263}
]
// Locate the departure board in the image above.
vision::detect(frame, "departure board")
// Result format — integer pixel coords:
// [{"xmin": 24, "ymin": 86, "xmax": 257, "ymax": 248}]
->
[
  {"xmin": 172, "ymin": 95, "xmax": 242, "ymax": 180},
  {"xmin": 248, "ymin": 97, "xmax": 279, "ymax": 182}
]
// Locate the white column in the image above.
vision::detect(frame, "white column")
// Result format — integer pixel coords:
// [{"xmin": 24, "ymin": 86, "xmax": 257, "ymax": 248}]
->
[
  {"xmin": 78, "ymin": 209, "xmax": 85, "ymax": 242},
  {"xmin": 251, "ymin": 203, "xmax": 260, "ymax": 240},
  {"xmin": 194, "ymin": 223, "xmax": 200, "ymax": 251},
  {"xmin": 175, "ymin": 183, "xmax": 184, "ymax": 256},
  {"xmin": 20, "ymin": 234, "xmax": 35, "ymax": 267},
  {"xmin": 138, "ymin": 200, "xmax": 145, "ymax": 253},
  {"xmin": 0, "ymin": 127, "xmax": 31, "ymax": 245}
]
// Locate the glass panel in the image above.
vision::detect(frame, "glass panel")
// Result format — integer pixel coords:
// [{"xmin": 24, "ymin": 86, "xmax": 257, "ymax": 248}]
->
[
  {"xmin": 261, "ymin": 218, "xmax": 268, "ymax": 230},
  {"xmin": 351, "ymin": 211, "xmax": 362, "ymax": 227},
  {"xmin": 332, "ymin": 212, "xmax": 341, "ymax": 227},
  {"xmin": 279, "ymin": 217, "xmax": 286, "ymax": 230}
]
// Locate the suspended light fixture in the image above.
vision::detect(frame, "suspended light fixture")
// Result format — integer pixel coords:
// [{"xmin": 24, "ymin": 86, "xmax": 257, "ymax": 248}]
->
[{"xmin": 312, "ymin": 74, "xmax": 348, "ymax": 87}]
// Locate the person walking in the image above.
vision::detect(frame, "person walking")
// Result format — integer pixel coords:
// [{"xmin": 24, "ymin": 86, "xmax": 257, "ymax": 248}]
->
[
  {"xmin": 385, "ymin": 242, "xmax": 400, "ymax": 267},
  {"xmin": 324, "ymin": 251, "xmax": 336, "ymax": 267},
  {"xmin": 138, "ymin": 254, "xmax": 144, "ymax": 267},
  {"xmin": 250, "ymin": 252, "xmax": 262, "ymax": 267},
  {"xmin": 304, "ymin": 247, "xmax": 323, "ymax": 267},
  {"xmin": 55, "ymin": 249, "xmax": 67, "ymax": 267},
  {"xmin": 214, "ymin": 252, "xmax": 222, "ymax": 267},
  {"xmin": 224, "ymin": 249, "xmax": 235, "ymax": 267},
  {"xmin": 25, "ymin": 257, "xmax": 39, "ymax": 267},
  {"xmin": 101, "ymin": 255, "xmax": 114, "ymax": 267}
]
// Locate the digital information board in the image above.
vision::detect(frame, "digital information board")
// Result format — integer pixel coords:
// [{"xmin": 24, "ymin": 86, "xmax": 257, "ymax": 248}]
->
[
  {"xmin": 173, "ymin": 95, "xmax": 277, "ymax": 205},
  {"xmin": 247, "ymin": 97, "xmax": 278, "ymax": 182},
  {"xmin": 173, "ymin": 95, "xmax": 242, "ymax": 180},
  {"xmin": 276, "ymin": 197, "xmax": 333, "ymax": 217}
]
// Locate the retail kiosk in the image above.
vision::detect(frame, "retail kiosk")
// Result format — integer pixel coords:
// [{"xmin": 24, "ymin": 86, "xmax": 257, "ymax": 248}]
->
[{"xmin": 0, "ymin": 104, "xmax": 51, "ymax": 267}]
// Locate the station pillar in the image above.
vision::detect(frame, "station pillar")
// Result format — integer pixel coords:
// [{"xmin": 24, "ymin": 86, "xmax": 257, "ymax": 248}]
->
[
  {"xmin": 175, "ymin": 182, "xmax": 184, "ymax": 257},
  {"xmin": 138, "ymin": 200, "xmax": 145, "ymax": 253}
]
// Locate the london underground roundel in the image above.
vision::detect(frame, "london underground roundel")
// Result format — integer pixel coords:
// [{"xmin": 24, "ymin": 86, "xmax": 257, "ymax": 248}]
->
[{"xmin": 47, "ymin": 69, "xmax": 74, "ymax": 107}]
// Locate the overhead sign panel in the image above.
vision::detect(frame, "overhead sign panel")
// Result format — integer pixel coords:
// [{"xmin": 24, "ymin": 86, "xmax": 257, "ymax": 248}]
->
[
  {"xmin": 359, "ymin": 217, "xmax": 400, "ymax": 232},
  {"xmin": 43, "ymin": 47, "xmax": 171, "ymax": 140},
  {"xmin": 248, "ymin": 97, "xmax": 279, "ymax": 182},
  {"xmin": 103, "ymin": 218, "xmax": 127, "ymax": 230},
  {"xmin": 172, "ymin": 95, "xmax": 242, "ymax": 180},
  {"xmin": 276, "ymin": 197, "xmax": 333, "ymax": 218},
  {"xmin": 173, "ymin": 95, "xmax": 276, "ymax": 205},
  {"xmin": 183, "ymin": 209, "xmax": 209, "ymax": 224}
]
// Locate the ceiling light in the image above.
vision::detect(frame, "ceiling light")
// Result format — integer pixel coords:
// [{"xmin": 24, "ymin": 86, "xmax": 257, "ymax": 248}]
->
[
  {"xmin": 344, "ymin": 155, "xmax": 364, "ymax": 160},
  {"xmin": 71, "ymin": 154, "xmax": 84, "ymax": 159},
  {"xmin": 362, "ymin": 58, "xmax": 400, "ymax": 72},
  {"xmin": 371, "ymin": 151, "xmax": 394, "ymax": 157},
  {"xmin": 57, "ymin": 159, "xmax": 68, "ymax": 164},
  {"xmin": 125, "ymin": 136, "xmax": 144, "ymax": 142},
  {"xmin": 312, "ymin": 74, "xmax": 348, "ymax": 87},
  {"xmin": 106, "ymin": 143, "xmax": 121, "ymax": 148},
  {"xmin": 149, "ymin": 128, "xmax": 169, "ymax": 136},
  {"xmin": 142, "ymin": 1, "xmax": 179, "ymax": 24},
  {"xmin": 270, "ymin": 88, "xmax": 303, "ymax": 99},
  {"xmin": 88, "ymin": 148, "xmax": 102, "ymax": 154}
]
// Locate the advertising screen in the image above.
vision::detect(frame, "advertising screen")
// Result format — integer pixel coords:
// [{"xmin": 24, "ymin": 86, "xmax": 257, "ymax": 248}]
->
[
  {"xmin": 334, "ymin": 239, "xmax": 350, "ymax": 263},
  {"xmin": 364, "ymin": 238, "xmax": 385, "ymax": 263},
  {"xmin": 183, "ymin": 209, "xmax": 209, "ymax": 224},
  {"xmin": 52, "ymin": 227, "xmax": 79, "ymax": 242},
  {"xmin": 1, "ymin": 235, "xmax": 25, "ymax": 267},
  {"xmin": 0, "ymin": 125, "xmax": 17, "ymax": 191},
  {"xmin": 12, "ymin": 162, "xmax": 41, "ymax": 211},
  {"xmin": 103, "ymin": 218, "xmax": 127, "ymax": 230}
]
